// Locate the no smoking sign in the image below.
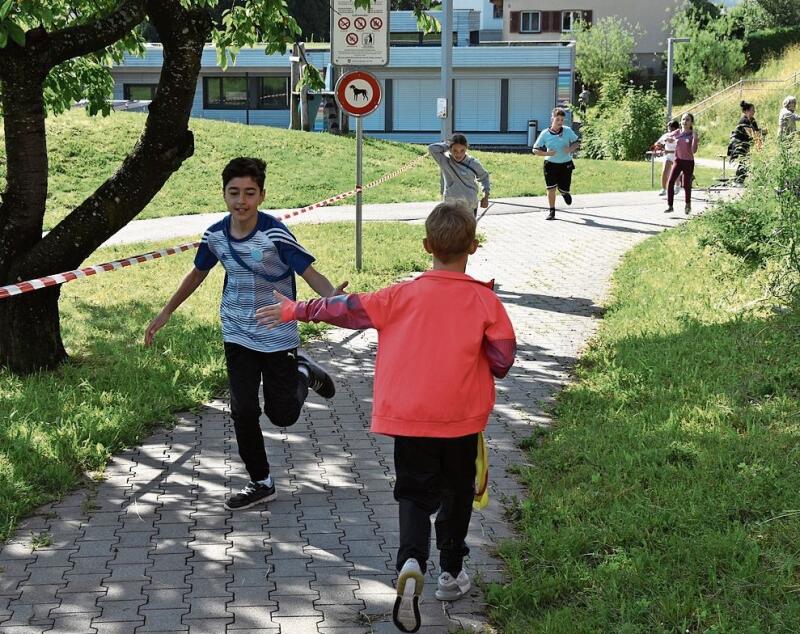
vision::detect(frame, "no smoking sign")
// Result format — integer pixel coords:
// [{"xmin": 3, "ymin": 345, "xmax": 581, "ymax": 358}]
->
[{"xmin": 332, "ymin": 0, "xmax": 389, "ymax": 66}]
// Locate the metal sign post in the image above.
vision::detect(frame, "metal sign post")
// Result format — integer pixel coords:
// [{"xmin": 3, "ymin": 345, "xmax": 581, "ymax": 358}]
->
[
  {"xmin": 355, "ymin": 117, "xmax": 363, "ymax": 271},
  {"xmin": 335, "ymin": 71, "xmax": 382, "ymax": 272}
]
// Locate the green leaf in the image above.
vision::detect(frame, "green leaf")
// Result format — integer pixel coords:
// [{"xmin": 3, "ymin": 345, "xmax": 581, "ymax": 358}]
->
[
  {"xmin": 7, "ymin": 19, "xmax": 24, "ymax": 46},
  {"xmin": 0, "ymin": 27, "xmax": 7, "ymax": 49},
  {"xmin": 0, "ymin": 0, "xmax": 12, "ymax": 20}
]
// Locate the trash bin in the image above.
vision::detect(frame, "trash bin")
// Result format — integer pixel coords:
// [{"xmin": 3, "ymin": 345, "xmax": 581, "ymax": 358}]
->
[{"xmin": 527, "ymin": 119, "xmax": 538, "ymax": 147}]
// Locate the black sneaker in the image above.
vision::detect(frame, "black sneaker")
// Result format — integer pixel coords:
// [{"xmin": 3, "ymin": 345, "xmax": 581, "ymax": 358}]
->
[
  {"xmin": 224, "ymin": 481, "xmax": 277, "ymax": 511},
  {"xmin": 546, "ymin": 209, "xmax": 556, "ymax": 221},
  {"xmin": 562, "ymin": 192, "xmax": 572, "ymax": 205},
  {"xmin": 664, "ymin": 206, "xmax": 674, "ymax": 214},
  {"xmin": 297, "ymin": 352, "xmax": 335, "ymax": 399}
]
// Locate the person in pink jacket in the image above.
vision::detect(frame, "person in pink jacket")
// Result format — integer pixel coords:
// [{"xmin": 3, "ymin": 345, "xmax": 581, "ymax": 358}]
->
[
  {"xmin": 256, "ymin": 202, "xmax": 516, "ymax": 633},
  {"xmin": 665, "ymin": 112, "xmax": 699, "ymax": 215}
]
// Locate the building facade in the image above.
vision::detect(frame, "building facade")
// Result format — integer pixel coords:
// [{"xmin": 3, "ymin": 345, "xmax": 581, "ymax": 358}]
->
[
  {"xmin": 111, "ymin": 10, "xmax": 575, "ymax": 146},
  {"xmin": 498, "ymin": 0, "xmax": 689, "ymax": 69}
]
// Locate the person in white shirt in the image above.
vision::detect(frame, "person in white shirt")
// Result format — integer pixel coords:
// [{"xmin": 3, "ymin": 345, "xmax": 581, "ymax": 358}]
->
[
  {"xmin": 653, "ymin": 120, "xmax": 681, "ymax": 196},
  {"xmin": 778, "ymin": 95, "xmax": 800, "ymax": 138}
]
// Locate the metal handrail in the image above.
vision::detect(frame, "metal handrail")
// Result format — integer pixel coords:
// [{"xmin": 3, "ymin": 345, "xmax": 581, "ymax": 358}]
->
[{"xmin": 678, "ymin": 71, "xmax": 800, "ymax": 118}]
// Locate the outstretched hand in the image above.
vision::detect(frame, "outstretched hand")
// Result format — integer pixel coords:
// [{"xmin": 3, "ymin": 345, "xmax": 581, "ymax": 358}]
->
[
  {"xmin": 332, "ymin": 280, "xmax": 349, "ymax": 296},
  {"xmin": 255, "ymin": 291, "xmax": 292, "ymax": 329},
  {"xmin": 144, "ymin": 311, "xmax": 170, "ymax": 347}
]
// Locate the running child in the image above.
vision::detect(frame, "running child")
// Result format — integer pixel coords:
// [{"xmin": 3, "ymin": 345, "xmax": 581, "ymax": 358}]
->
[
  {"xmin": 533, "ymin": 108, "xmax": 581, "ymax": 220},
  {"xmin": 654, "ymin": 120, "xmax": 681, "ymax": 196},
  {"xmin": 665, "ymin": 113, "xmax": 699, "ymax": 215},
  {"xmin": 255, "ymin": 201, "xmax": 516, "ymax": 633},
  {"xmin": 145, "ymin": 157, "xmax": 346, "ymax": 511},
  {"xmin": 428, "ymin": 134, "xmax": 491, "ymax": 217}
]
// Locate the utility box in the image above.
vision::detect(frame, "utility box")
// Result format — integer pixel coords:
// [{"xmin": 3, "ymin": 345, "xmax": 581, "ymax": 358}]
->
[{"xmin": 527, "ymin": 119, "xmax": 539, "ymax": 147}]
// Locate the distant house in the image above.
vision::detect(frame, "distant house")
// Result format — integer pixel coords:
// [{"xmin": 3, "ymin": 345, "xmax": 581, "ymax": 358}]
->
[
  {"xmin": 498, "ymin": 0, "xmax": 690, "ymax": 70},
  {"xmin": 110, "ymin": 9, "xmax": 575, "ymax": 146},
  {"xmin": 453, "ymin": 0, "xmax": 504, "ymax": 41}
]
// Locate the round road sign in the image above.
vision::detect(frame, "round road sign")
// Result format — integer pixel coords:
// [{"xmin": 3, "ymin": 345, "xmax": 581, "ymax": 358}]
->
[
  {"xmin": 354, "ymin": 16, "xmax": 367, "ymax": 30},
  {"xmin": 345, "ymin": 32, "xmax": 359, "ymax": 46},
  {"xmin": 337, "ymin": 17, "xmax": 350, "ymax": 29},
  {"xmin": 335, "ymin": 70, "xmax": 382, "ymax": 117},
  {"xmin": 370, "ymin": 17, "xmax": 383, "ymax": 30}
]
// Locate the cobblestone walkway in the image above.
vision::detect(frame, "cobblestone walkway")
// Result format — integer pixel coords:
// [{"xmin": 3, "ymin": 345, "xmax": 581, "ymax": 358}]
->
[{"xmin": 1, "ymin": 196, "xmax": 695, "ymax": 633}]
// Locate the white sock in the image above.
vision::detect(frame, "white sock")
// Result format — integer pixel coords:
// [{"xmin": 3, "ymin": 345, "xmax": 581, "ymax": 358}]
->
[{"xmin": 259, "ymin": 475, "xmax": 273, "ymax": 487}]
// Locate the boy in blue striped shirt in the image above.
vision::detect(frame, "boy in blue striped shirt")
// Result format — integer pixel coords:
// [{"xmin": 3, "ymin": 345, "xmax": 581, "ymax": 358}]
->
[{"xmin": 145, "ymin": 157, "xmax": 347, "ymax": 510}]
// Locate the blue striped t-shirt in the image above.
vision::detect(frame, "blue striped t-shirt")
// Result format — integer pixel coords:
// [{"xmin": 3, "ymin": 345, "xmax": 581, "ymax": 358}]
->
[{"xmin": 194, "ymin": 212, "xmax": 315, "ymax": 353}]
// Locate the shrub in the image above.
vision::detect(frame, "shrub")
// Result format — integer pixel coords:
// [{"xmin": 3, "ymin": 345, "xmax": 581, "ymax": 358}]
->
[
  {"xmin": 671, "ymin": 8, "xmax": 747, "ymax": 98},
  {"xmin": 704, "ymin": 135, "xmax": 800, "ymax": 302},
  {"xmin": 746, "ymin": 25, "xmax": 800, "ymax": 69},
  {"xmin": 580, "ymin": 76, "xmax": 665, "ymax": 161}
]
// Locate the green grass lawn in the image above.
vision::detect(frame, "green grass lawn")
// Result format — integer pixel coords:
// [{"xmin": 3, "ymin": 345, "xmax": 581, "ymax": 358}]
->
[
  {"xmin": 0, "ymin": 110, "xmax": 720, "ymax": 230},
  {"xmin": 0, "ymin": 221, "xmax": 427, "ymax": 540},
  {"xmin": 489, "ymin": 218, "xmax": 800, "ymax": 632}
]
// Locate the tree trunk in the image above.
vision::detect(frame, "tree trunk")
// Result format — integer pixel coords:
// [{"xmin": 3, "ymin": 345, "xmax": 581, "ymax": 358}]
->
[
  {"xmin": 0, "ymin": 49, "xmax": 64, "ymax": 371},
  {"xmin": 0, "ymin": 1, "xmax": 211, "ymax": 375},
  {"xmin": 0, "ymin": 290, "xmax": 66, "ymax": 373}
]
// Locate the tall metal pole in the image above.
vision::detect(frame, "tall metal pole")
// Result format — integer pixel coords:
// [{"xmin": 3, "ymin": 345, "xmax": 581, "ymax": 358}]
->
[
  {"xmin": 355, "ymin": 116, "xmax": 363, "ymax": 272},
  {"xmin": 666, "ymin": 37, "xmax": 689, "ymax": 125},
  {"xmin": 441, "ymin": 0, "xmax": 453, "ymax": 138}
]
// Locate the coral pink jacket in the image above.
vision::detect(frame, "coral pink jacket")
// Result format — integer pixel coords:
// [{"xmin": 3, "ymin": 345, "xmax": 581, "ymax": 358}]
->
[{"xmin": 278, "ymin": 270, "xmax": 516, "ymax": 438}]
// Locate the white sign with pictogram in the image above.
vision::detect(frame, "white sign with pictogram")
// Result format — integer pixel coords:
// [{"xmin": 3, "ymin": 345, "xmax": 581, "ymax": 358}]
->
[
  {"xmin": 335, "ymin": 70, "xmax": 382, "ymax": 117},
  {"xmin": 332, "ymin": 0, "xmax": 389, "ymax": 66}
]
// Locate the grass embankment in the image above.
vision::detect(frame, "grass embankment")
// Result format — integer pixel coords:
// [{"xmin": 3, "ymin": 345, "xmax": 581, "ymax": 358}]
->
[
  {"xmin": 687, "ymin": 45, "xmax": 800, "ymax": 159},
  {"xmin": 0, "ymin": 222, "xmax": 426, "ymax": 540},
  {"xmin": 490, "ymin": 218, "xmax": 800, "ymax": 632},
  {"xmin": 0, "ymin": 110, "xmax": 719, "ymax": 230}
]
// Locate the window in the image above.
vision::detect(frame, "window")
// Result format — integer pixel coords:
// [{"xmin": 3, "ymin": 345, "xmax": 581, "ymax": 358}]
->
[
  {"xmin": 493, "ymin": 3, "xmax": 504, "ymax": 18},
  {"xmin": 204, "ymin": 76, "xmax": 248, "ymax": 109},
  {"xmin": 123, "ymin": 84, "xmax": 157, "ymax": 100},
  {"xmin": 390, "ymin": 32, "xmax": 422, "ymax": 46},
  {"xmin": 561, "ymin": 10, "xmax": 582, "ymax": 32},
  {"xmin": 255, "ymin": 77, "xmax": 288, "ymax": 109},
  {"xmin": 520, "ymin": 11, "xmax": 541, "ymax": 33},
  {"xmin": 204, "ymin": 76, "xmax": 289, "ymax": 110}
]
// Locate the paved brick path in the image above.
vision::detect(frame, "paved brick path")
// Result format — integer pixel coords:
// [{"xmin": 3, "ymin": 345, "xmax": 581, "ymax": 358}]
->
[{"xmin": 1, "ymin": 195, "xmax": 695, "ymax": 633}]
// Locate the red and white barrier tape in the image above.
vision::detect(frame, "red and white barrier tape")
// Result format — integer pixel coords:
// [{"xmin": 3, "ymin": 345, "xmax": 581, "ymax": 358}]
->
[{"xmin": 0, "ymin": 153, "xmax": 428, "ymax": 300}]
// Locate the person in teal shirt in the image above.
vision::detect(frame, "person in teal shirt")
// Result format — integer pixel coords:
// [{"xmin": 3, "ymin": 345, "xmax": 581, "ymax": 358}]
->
[{"xmin": 533, "ymin": 107, "xmax": 581, "ymax": 220}]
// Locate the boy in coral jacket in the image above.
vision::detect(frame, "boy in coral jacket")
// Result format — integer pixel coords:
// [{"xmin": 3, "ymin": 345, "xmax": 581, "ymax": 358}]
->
[{"xmin": 255, "ymin": 202, "xmax": 516, "ymax": 633}]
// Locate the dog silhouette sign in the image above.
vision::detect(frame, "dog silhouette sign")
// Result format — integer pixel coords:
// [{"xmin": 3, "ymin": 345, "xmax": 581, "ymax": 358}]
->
[{"xmin": 335, "ymin": 71, "xmax": 382, "ymax": 118}]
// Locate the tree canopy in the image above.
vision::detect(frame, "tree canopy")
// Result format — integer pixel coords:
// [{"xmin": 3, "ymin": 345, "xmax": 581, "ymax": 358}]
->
[
  {"xmin": 566, "ymin": 16, "xmax": 641, "ymax": 90},
  {"xmin": 0, "ymin": 0, "xmax": 434, "ymax": 374}
]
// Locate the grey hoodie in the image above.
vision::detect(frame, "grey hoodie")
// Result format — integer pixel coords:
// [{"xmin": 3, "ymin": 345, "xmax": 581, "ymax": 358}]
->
[{"xmin": 428, "ymin": 141, "xmax": 490, "ymax": 209}]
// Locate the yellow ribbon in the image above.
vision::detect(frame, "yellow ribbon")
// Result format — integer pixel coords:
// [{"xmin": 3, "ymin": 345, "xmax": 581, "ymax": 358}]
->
[{"xmin": 473, "ymin": 431, "xmax": 489, "ymax": 510}]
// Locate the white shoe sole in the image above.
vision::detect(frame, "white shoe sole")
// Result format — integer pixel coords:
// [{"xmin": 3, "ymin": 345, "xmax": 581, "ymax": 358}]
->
[
  {"xmin": 435, "ymin": 579, "xmax": 471, "ymax": 601},
  {"xmin": 393, "ymin": 571, "xmax": 423, "ymax": 632},
  {"xmin": 224, "ymin": 490, "xmax": 277, "ymax": 511}
]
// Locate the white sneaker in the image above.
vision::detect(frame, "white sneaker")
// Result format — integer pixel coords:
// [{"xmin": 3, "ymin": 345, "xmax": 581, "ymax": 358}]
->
[
  {"xmin": 658, "ymin": 189, "xmax": 666, "ymax": 196},
  {"xmin": 393, "ymin": 558, "xmax": 423, "ymax": 632},
  {"xmin": 435, "ymin": 570, "xmax": 471, "ymax": 601}
]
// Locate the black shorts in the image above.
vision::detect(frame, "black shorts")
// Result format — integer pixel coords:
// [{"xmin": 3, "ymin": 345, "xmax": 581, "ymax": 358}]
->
[{"xmin": 543, "ymin": 160, "xmax": 574, "ymax": 193}]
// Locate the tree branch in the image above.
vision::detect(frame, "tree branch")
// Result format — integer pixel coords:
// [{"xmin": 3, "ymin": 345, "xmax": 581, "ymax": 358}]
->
[
  {"xmin": 10, "ymin": 1, "xmax": 213, "ymax": 281},
  {"xmin": 46, "ymin": 0, "xmax": 147, "ymax": 67}
]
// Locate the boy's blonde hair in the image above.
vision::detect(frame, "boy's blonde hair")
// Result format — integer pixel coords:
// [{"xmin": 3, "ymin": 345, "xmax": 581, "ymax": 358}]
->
[{"xmin": 425, "ymin": 201, "xmax": 476, "ymax": 263}]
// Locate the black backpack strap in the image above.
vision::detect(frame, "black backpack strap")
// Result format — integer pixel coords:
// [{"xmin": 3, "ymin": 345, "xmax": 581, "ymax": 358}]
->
[{"xmin": 223, "ymin": 217, "xmax": 292, "ymax": 283}]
